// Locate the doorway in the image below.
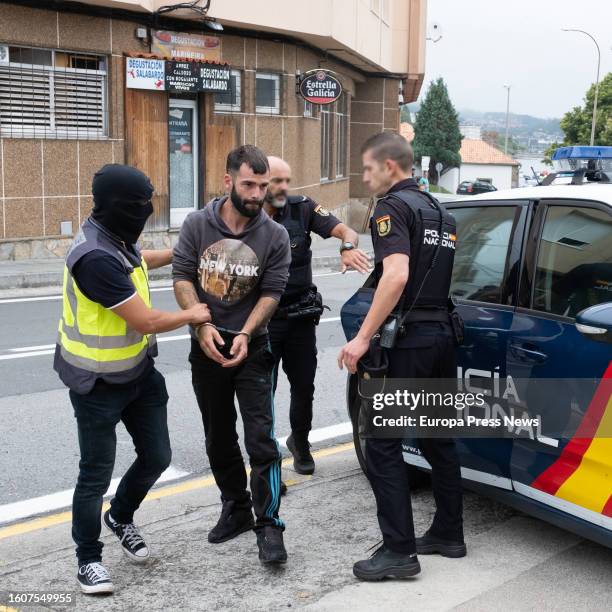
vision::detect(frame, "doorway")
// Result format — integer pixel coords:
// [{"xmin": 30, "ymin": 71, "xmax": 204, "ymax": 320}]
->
[{"xmin": 169, "ymin": 98, "xmax": 198, "ymax": 227}]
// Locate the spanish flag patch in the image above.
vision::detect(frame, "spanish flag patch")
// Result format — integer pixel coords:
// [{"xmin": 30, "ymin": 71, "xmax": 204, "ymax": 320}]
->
[{"xmin": 376, "ymin": 214, "xmax": 391, "ymax": 236}]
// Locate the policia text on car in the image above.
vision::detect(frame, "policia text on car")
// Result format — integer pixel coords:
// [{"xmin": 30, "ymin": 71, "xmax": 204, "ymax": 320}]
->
[
  {"xmin": 54, "ymin": 164, "xmax": 210, "ymax": 595},
  {"xmin": 338, "ymin": 132, "xmax": 466, "ymax": 581},
  {"xmin": 263, "ymin": 156, "xmax": 371, "ymax": 481}
]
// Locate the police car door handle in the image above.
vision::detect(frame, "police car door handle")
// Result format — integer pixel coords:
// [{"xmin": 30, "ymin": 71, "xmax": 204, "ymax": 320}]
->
[{"xmin": 510, "ymin": 343, "xmax": 548, "ymax": 364}]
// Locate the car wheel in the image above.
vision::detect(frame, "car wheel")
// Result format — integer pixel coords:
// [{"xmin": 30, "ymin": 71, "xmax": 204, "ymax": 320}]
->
[{"xmin": 346, "ymin": 374, "xmax": 431, "ymax": 489}]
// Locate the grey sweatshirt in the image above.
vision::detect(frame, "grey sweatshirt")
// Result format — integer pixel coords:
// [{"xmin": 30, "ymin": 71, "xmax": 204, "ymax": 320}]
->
[{"xmin": 172, "ymin": 197, "xmax": 291, "ymax": 338}]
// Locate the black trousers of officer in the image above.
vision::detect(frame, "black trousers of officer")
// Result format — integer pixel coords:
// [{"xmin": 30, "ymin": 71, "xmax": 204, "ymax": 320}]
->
[
  {"xmin": 366, "ymin": 321, "xmax": 463, "ymax": 554},
  {"xmin": 189, "ymin": 335, "xmax": 284, "ymax": 530},
  {"xmin": 268, "ymin": 316, "xmax": 318, "ymax": 438}
]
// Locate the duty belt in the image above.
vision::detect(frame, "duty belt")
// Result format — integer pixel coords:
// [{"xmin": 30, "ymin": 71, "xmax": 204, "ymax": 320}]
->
[{"xmin": 400, "ymin": 309, "xmax": 450, "ymax": 324}]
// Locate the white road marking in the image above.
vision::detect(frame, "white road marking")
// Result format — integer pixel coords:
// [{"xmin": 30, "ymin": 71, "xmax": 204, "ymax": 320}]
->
[
  {"xmin": 0, "ymin": 465, "xmax": 189, "ymax": 525},
  {"xmin": 0, "ymin": 349, "xmax": 56, "ymax": 361},
  {"xmin": 277, "ymin": 421, "xmax": 352, "ymax": 447},
  {"xmin": 0, "ymin": 422, "xmax": 354, "ymax": 525},
  {"xmin": 0, "ymin": 318, "xmax": 343, "ymax": 360},
  {"xmin": 0, "ymin": 270, "xmax": 360, "ymax": 304}
]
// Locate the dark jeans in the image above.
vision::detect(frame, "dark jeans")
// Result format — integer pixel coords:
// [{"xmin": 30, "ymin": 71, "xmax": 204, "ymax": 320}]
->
[
  {"xmin": 366, "ymin": 322, "xmax": 464, "ymax": 554},
  {"xmin": 268, "ymin": 317, "xmax": 318, "ymax": 439},
  {"xmin": 189, "ymin": 335, "xmax": 283, "ymax": 531},
  {"xmin": 70, "ymin": 367, "xmax": 172, "ymax": 565}
]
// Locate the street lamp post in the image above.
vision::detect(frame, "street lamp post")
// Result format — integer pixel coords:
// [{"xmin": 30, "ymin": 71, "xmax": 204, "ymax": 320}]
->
[
  {"xmin": 562, "ymin": 28, "xmax": 601, "ymax": 146},
  {"xmin": 503, "ymin": 84, "xmax": 511, "ymax": 154}
]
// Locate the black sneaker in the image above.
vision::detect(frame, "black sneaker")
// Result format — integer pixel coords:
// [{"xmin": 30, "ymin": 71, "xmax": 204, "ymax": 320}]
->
[
  {"xmin": 256, "ymin": 526, "xmax": 288, "ymax": 564},
  {"xmin": 208, "ymin": 500, "xmax": 255, "ymax": 544},
  {"xmin": 280, "ymin": 480, "xmax": 287, "ymax": 496},
  {"xmin": 353, "ymin": 544, "xmax": 421, "ymax": 581},
  {"xmin": 286, "ymin": 433, "xmax": 315, "ymax": 475},
  {"xmin": 103, "ymin": 509, "xmax": 149, "ymax": 563},
  {"xmin": 416, "ymin": 531, "xmax": 467, "ymax": 558},
  {"xmin": 77, "ymin": 562, "xmax": 114, "ymax": 595}
]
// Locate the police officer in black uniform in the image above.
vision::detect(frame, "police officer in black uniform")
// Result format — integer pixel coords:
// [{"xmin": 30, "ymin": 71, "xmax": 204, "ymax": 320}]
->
[
  {"xmin": 264, "ymin": 156, "xmax": 370, "ymax": 478},
  {"xmin": 338, "ymin": 133, "xmax": 465, "ymax": 581}
]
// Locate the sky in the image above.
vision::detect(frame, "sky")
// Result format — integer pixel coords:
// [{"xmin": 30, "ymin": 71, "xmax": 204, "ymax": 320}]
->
[{"xmin": 422, "ymin": 0, "xmax": 612, "ymax": 119}]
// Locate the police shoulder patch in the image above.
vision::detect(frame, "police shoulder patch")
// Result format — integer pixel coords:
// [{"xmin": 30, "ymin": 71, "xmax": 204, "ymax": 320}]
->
[
  {"xmin": 314, "ymin": 204, "xmax": 330, "ymax": 216},
  {"xmin": 376, "ymin": 214, "xmax": 391, "ymax": 236}
]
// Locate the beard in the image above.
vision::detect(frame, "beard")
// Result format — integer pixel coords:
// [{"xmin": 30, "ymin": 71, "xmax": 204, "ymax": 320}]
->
[
  {"xmin": 265, "ymin": 189, "xmax": 288, "ymax": 209},
  {"xmin": 230, "ymin": 187, "xmax": 263, "ymax": 218}
]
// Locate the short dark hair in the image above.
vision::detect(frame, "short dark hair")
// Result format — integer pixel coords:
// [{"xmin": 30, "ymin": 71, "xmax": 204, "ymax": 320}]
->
[
  {"xmin": 361, "ymin": 132, "xmax": 414, "ymax": 172},
  {"xmin": 226, "ymin": 145, "xmax": 269, "ymax": 176}
]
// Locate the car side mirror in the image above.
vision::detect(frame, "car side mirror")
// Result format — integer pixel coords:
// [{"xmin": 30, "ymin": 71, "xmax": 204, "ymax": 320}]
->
[{"xmin": 575, "ymin": 303, "xmax": 612, "ymax": 344}]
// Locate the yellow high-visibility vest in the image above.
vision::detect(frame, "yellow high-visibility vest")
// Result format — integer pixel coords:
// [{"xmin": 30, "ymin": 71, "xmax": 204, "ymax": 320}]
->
[{"xmin": 54, "ymin": 220, "xmax": 157, "ymax": 393}]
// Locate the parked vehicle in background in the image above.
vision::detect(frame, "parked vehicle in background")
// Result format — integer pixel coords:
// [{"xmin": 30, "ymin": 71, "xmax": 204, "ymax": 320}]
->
[{"xmin": 457, "ymin": 180, "xmax": 498, "ymax": 195}]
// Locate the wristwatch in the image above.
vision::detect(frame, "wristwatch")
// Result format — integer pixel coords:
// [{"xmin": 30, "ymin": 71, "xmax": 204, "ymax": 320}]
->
[{"xmin": 340, "ymin": 241, "xmax": 355, "ymax": 254}]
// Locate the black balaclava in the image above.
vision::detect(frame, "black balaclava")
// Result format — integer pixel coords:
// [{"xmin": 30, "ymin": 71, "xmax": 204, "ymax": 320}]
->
[
  {"xmin": 230, "ymin": 186, "xmax": 263, "ymax": 218},
  {"xmin": 91, "ymin": 164, "xmax": 154, "ymax": 245}
]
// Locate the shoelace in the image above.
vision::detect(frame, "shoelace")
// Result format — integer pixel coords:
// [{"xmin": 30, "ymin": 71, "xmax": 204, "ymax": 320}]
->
[
  {"xmin": 120, "ymin": 523, "xmax": 145, "ymax": 548},
  {"xmin": 83, "ymin": 562, "xmax": 110, "ymax": 584}
]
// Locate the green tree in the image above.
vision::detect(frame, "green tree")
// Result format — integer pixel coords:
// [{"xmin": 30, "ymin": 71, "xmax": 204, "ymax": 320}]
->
[
  {"xmin": 544, "ymin": 72, "xmax": 612, "ymax": 163},
  {"xmin": 413, "ymin": 78, "xmax": 462, "ymax": 183},
  {"xmin": 400, "ymin": 104, "xmax": 412, "ymax": 124}
]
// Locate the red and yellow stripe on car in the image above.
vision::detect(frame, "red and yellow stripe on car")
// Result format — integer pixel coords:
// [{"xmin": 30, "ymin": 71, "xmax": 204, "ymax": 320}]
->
[{"xmin": 532, "ymin": 363, "xmax": 612, "ymax": 518}]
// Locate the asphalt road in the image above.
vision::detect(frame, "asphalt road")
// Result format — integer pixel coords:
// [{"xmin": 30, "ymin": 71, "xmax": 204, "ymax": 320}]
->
[
  {"xmin": 0, "ymin": 270, "xmax": 365, "ymax": 508},
  {"xmin": 1, "ymin": 269, "xmax": 611, "ymax": 610}
]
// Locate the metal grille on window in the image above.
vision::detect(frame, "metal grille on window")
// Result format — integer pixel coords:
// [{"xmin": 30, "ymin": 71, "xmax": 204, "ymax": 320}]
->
[
  {"xmin": 215, "ymin": 70, "xmax": 241, "ymax": 113},
  {"xmin": 335, "ymin": 94, "xmax": 348, "ymax": 178},
  {"xmin": 0, "ymin": 45, "xmax": 107, "ymax": 139},
  {"xmin": 321, "ymin": 105, "xmax": 331, "ymax": 180},
  {"xmin": 255, "ymin": 73, "xmax": 280, "ymax": 115}
]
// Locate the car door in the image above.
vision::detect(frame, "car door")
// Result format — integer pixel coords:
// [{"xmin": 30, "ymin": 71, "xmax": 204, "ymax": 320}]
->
[
  {"xmin": 436, "ymin": 199, "xmax": 530, "ymax": 487},
  {"xmin": 508, "ymin": 198, "xmax": 612, "ymax": 530}
]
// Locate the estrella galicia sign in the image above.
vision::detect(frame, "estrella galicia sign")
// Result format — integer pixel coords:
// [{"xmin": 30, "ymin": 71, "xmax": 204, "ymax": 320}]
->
[{"xmin": 299, "ymin": 69, "xmax": 343, "ymax": 105}]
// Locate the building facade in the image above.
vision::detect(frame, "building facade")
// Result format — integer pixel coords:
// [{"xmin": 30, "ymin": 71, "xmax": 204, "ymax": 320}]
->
[
  {"xmin": 439, "ymin": 139, "xmax": 520, "ymax": 193},
  {"xmin": 0, "ymin": 0, "xmax": 426, "ymax": 259}
]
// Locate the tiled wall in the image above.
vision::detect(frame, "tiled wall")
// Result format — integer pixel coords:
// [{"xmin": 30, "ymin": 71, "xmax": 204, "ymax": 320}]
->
[
  {"xmin": 0, "ymin": 4, "xmax": 400, "ymax": 241},
  {"xmin": 0, "ymin": 4, "xmax": 140, "ymax": 240},
  {"xmin": 349, "ymin": 77, "xmax": 401, "ymax": 199}
]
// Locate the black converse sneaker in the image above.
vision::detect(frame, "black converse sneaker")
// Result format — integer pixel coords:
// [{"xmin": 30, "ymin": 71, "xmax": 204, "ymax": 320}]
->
[
  {"xmin": 77, "ymin": 562, "xmax": 114, "ymax": 595},
  {"xmin": 103, "ymin": 509, "xmax": 149, "ymax": 563}
]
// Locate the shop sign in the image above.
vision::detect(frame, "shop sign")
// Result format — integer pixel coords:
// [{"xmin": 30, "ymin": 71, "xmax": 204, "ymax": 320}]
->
[
  {"xmin": 164, "ymin": 61, "xmax": 231, "ymax": 93},
  {"xmin": 165, "ymin": 61, "xmax": 200, "ymax": 92},
  {"xmin": 299, "ymin": 69, "xmax": 342, "ymax": 105},
  {"xmin": 152, "ymin": 30, "xmax": 222, "ymax": 62},
  {"xmin": 126, "ymin": 57, "xmax": 165, "ymax": 90}
]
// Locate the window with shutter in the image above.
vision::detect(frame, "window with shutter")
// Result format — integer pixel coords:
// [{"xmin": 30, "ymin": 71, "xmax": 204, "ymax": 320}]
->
[{"xmin": 0, "ymin": 45, "xmax": 107, "ymax": 139}]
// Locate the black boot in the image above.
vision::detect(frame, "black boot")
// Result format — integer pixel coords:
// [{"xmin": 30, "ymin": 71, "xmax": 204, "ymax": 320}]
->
[
  {"xmin": 280, "ymin": 480, "xmax": 287, "ymax": 496},
  {"xmin": 353, "ymin": 544, "xmax": 421, "ymax": 581},
  {"xmin": 256, "ymin": 526, "xmax": 288, "ymax": 564},
  {"xmin": 416, "ymin": 531, "xmax": 466, "ymax": 558},
  {"xmin": 286, "ymin": 433, "xmax": 315, "ymax": 475},
  {"xmin": 208, "ymin": 500, "xmax": 254, "ymax": 544}
]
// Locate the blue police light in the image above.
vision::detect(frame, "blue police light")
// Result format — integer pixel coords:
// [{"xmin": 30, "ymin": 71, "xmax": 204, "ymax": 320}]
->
[
  {"xmin": 551, "ymin": 146, "xmax": 612, "ymax": 176},
  {"xmin": 552, "ymin": 146, "xmax": 612, "ymax": 161}
]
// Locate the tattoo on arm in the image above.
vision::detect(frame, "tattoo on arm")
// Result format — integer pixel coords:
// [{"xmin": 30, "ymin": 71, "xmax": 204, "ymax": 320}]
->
[
  {"xmin": 173, "ymin": 280, "xmax": 200, "ymax": 310},
  {"xmin": 242, "ymin": 297, "xmax": 278, "ymax": 335}
]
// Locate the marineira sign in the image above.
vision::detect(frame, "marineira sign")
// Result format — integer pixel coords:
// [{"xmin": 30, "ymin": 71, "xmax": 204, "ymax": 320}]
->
[{"xmin": 299, "ymin": 69, "xmax": 343, "ymax": 105}]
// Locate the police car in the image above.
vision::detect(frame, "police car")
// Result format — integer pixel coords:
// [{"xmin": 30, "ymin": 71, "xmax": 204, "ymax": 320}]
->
[{"xmin": 341, "ymin": 146, "xmax": 612, "ymax": 548}]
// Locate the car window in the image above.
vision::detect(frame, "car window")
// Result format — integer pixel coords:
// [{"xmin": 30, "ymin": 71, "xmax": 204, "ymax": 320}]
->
[
  {"xmin": 533, "ymin": 204, "xmax": 612, "ymax": 318},
  {"xmin": 450, "ymin": 205, "xmax": 517, "ymax": 303}
]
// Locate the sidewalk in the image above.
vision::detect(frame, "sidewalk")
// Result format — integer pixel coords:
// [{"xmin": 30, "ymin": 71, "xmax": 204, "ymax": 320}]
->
[
  {"xmin": 0, "ymin": 234, "xmax": 373, "ymax": 292},
  {"xmin": 1, "ymin": 444, "xmax": 607, "ymax": 611}
]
